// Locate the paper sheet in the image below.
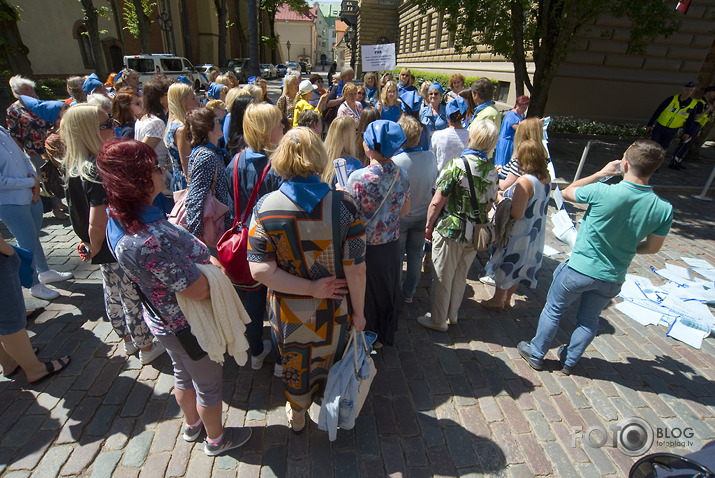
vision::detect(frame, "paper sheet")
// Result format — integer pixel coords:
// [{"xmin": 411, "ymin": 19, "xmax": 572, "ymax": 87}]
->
[
  {"xmin": 660, "ymin": 295, "xmax": 715, "ymax": 333},
  {"xmin": 667, "ymin": 317, "xmax": 710, "ymax": 349},
  {"xmin": 691, "ymin": 267, "xmax": 715, "ymax": 282},
  {"xmin": 616, "ymin": 301, "xmax": 662, "ymax": 326},
  {"xmin": 654, "ymin": 267, "xmax": 695, "ymax": 286},
  {"xmin": 542, "ymin": 245, "xmax": 561, "ymax": 257},
  {"xmin": 552, "ymin": 186, "xmax": 564, "ymax": 210},
  {"xmin": 681, "ymin": 257, "xmax": 714, "ymax": 269},
  {"xmin": 659, "ymin": 281, "xmax": 715, "ymax": 304},
  {"xmin": 551, "ymin": 209, "xmax": 577, "ymax": 247},
  {"xmin": 621, "ymin": 275, "xmax": 660, "ymax": 302}
]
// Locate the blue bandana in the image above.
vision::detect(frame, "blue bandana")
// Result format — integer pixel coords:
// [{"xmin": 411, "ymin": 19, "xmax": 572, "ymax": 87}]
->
[
  {"xmin": 106, "ymin": 201, "xmax": 167, "ymax": 252},
  {"xmin": 83, "ymin": 73, "xmax": 103, "ymax": 95},
  {"xmin": 446, "ymin": 96, "xmax": 468, "ymax": 117},
  {"xmin": 177, "ymin": 76, "xmax": 192, "ymax": 87},
  {"xmin": 428, "ymin": 82, "xmax": 445, "ymax": 95},
  {"xmin": 20, "ymin": 95, "xmax": 64, "ymax": 123},
  {"xmin": 364, "ymin": 120, "xmax": 407, "ymax": 159},
  {"xmin": 279, "ymin": 174, "xmax": 330, "ymax": 214},
  {"xmin": 400, "ymin": 90, "xmax": 422, "ymax": 113}
]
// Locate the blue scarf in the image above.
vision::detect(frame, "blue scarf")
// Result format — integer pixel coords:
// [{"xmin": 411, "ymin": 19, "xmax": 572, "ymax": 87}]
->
[
  {"xmin": 461, "ymin": 148, "xmax": 489, "ymax": 160},
  {"xmin": 279, "ymin": 174, "xmax": 330, "ymax": 214},
  {"xmin": 203, "ymin": 141, "xmax": 230, "ymax": 165},
  {"xmin": 471, "ymin": 101, "xmax": 495, "ymax": 124},
  {"xmin": 243, "ymin": 147, "xmax": 268, "ymax": 165},
  {"xmin": 106, "ymin": 202, "xmax": 166, "ymax": 252}
]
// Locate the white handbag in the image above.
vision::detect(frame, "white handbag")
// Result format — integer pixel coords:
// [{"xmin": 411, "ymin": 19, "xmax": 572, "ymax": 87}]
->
[{"xmin": 348, "ymin": 328, "xmax": 377, "ymax": 417}]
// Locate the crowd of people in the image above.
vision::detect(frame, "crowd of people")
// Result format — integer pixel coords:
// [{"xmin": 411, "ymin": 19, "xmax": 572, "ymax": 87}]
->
[{"xmin": 0, "ymin": 65, "xmax": 679, "ymax": 454}]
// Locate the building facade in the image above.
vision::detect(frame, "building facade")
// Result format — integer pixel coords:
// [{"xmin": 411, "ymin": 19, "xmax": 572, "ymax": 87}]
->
[{"xmin": 274, "ymin": 4, "xmax": 317, "ymax": 66}]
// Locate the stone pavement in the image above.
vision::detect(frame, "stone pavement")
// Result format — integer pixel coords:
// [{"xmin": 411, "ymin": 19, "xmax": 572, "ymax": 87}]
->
[{"xmin": 1, "ymin": 140, "xmax": 715, "ymax": 477}]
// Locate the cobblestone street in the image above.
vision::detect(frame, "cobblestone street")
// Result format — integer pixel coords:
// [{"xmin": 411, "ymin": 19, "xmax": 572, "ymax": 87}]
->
[{"xmin": 1, "ymin": 139, "xmax": 714, "ymax": 477}]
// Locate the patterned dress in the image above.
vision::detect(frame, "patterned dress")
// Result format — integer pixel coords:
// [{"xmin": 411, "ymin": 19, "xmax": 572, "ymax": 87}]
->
[
  {"xmin": 248, "ymin": 190, "xmax": 366, "ymax": 410},
  {"xmin": 489, "ymin": 174, "xmax": 551, "ymax": 289},
  {"xmin": 166, "ymin": 121, "xmax": 187, "ymax": 191}
]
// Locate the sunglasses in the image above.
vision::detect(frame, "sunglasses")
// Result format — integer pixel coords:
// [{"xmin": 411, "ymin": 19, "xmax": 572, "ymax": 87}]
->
[
  {"xmin": 99, "ymin": 117, "xmax": 115, "ymax": 130},
  {"xmin": 630, "ymin": 453, "xmax": 714, "ymax": 478}
]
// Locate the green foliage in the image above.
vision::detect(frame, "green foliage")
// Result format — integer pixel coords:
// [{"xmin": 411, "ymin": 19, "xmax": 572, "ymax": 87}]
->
[
  {"xmin": 550, "ymin": 116, "xmax": 647, "ymax": 137},
  {"xmin": 122, "ymin": 0, "xmax": 156, "ymax": 38},
  {"xmin": 0, "ymin": 1, "xmax": 20, "ymax": 22},
  {"xmin": 35, "ymin": 85, "xmax": 56, "ymax": 100},
  {"xmin": 261, "ymin": 35, "xmax": 279, "ymax": 49}
]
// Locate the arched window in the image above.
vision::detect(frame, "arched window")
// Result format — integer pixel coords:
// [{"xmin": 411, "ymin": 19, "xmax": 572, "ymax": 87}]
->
[{"xmin": 75, "ymin": 23, "xmax": 95, "ymax": 69}]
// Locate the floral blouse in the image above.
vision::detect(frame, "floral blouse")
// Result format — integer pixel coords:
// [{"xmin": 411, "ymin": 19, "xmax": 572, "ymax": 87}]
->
[
  {"xmin": 346, "ymin": 161, "xmax": 410, "ymax": 245},
  {"xmin": 6, "ymin": 101, "xmax": 52, "ymax": 156}
]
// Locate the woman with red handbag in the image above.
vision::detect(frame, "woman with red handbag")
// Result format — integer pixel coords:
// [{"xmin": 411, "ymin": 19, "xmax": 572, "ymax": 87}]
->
[{"xmin": 224, "ymin": 103, "xmax": 285, "ymax": 374}]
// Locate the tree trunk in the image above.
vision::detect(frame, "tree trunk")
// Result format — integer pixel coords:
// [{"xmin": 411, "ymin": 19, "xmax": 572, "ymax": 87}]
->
[
  {"xmin": 132, "ymin": 0, "xmax": 153, "ymax": 53},
  {"xmin": 234, "ymin": 0, "xmax": 247, "ymax": 56},
  {"xmin": 80, "ymin": 0, "xmax": 108, "ymax": 80},
  {"xmin": 0, "ymin": 0, "xmax": 33, "ymax": 77},
  {"xmin": 179, "ymin": 0, "xmax": 193, "ymax": 62},
  {"xmin": 269, "ymin": 12, "xmax": 277, "ymax": 65},
  {"xmin": 214, "ymin": 0, "xmax": 227, "ymax": 66},
  {"xmin": 247, "ymin": 0, "xmax": 259, "ymax": 74},
  {"xmin": 510, "ymin": 0, "xmax": 528, "ymax": 97}
]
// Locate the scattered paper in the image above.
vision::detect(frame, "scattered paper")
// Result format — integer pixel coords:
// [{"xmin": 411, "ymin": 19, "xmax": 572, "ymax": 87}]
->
[
  {"xmin": 660, "ymin": 281, "xmax": 715, "ymax": 304},
  {"xmin": 654, "ymin": 267, "xmax": 695, "ymax": 286},
  {"xmin": 691, "ymin": 268, "xmax": 715, "ymax": 282},
  {"xmin": 660, "ymin": 296, "xmax": 715, "ymax": 333},
  {"xmin": 616, "ymin": 301, "xmax": 662, "ymax": 326},
  {"xmin": 681, "ymin": 257, "xmax": 714, "ymax": 270},
  {"xmin": 552, "ymin": 186, "xmax": 564, "ymax": 210},
  {"xmin": 667, "ymin": 317, "xmax": 710, "ymax": 349},
  {"xmin": 620, "ymin": 275, "xmax": 660, "ymax": 302},
  {"xmin": 551, "ymin": 209, "xmax": 577, "ymax": 247},
  {"xmin": 542, "ymin": 245, "xmax": 561, "ymax": 257}
]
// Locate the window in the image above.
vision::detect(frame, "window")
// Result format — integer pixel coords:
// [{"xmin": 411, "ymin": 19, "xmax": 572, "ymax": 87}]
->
[
  {"xmin": 161, "ymin": 58, "xmax": 183, "ymax": 72},
  {"xmin": 76, "ymin": 24, "xmax": 95, "ymax": 69},
  {"xmin": 127, "ymin": 58, "xmax": 156, "ymax": 73}
]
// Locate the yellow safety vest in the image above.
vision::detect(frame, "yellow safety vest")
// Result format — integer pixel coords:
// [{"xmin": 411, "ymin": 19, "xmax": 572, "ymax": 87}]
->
[
  {"xmin": 656, "ymin": 95, "xmax": 697, "ymax": 129},
  {"xmin": 695, "ymin": 99, "xmax": 712, "ymax": 127}
]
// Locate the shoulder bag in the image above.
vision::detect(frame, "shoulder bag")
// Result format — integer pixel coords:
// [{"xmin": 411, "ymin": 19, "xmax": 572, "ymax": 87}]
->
[
  {"xmin": 462, "ymin": 155, "xmax": 495, "ymax": 251},
  {"xmin": 216, "ymin": 157, "xmax": 272, "ymax": 289}
]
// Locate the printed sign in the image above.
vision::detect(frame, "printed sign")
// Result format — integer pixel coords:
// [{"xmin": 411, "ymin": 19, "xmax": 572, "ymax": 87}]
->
[{"xmin": 361, "ymin": 43, "xmax": 396, "ymax": 72}]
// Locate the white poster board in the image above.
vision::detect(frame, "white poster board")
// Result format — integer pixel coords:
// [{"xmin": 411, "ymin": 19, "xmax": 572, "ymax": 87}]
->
[{"xmin": 361, "ymin": 43, "xmax": 396, "ymax": 72}]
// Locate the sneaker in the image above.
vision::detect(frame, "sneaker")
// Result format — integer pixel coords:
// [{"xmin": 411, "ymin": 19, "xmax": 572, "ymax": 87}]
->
[
  {"xmin": 274, "ymin": 363, "xmax": 283, "ymax": 378},
  {"xmin": 30, "ymin": 284, "xmax": 60, "ymax": 300},
  {"xmin": 517, "ymin": 341, "xmax": 543, "ymax": 371},
  {"xmin": 447, "ymin": 317, "xmax": 458, "ymax": 325},
  {"xmin": 183, "ymin": 421, "xmax": 204, "ymax": 442},
  {"xmin": 251, "ymin": 340, "xmax": 272, "ymax": 370},
  {"xmin": 479, "ymin": 275, "xmax": 495, "ymax": 286},
  {"xmin": 404, "ymin": 296, "xmax": 413, "ymax": 304},
  {"xmin": 124, "ymin": 341, "xmax": 139, "ymax": 355},
  {"xmin": 417, "ymin": 314, "xmax": 448, "ymax": 332},
  {"xmin": 139, "ymin": 341, "xmax": 166, "ymax": 364},
  {"xmin": 557, "ymin": 344, "xmax": 572, "ymax": 375},
  {"xmin": 38, "ymin": 270, "xmax": 74, "ymax": 284},
  {"xmin": 204, "ymin": 427, "xmax": 252, "ymax": 456}
]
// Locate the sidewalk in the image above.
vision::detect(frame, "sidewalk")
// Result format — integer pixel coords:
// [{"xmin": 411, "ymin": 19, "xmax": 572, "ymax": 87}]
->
[{"xmin": 1, "ymin": 137, "xmax": 714, "ymax": 477}]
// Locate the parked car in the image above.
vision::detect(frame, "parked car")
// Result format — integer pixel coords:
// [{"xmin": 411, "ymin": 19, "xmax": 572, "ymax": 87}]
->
[
  {"xmin": 276, "ymin": 64, "xmax": 288, "ymax": 77},
  {"xmin": 260, "ymin": 63, "xmax": 277, "ymax": 79},
  {"xmin": 124, "ymin": 54, "xmax": 208, "ymax": 90},
  {"xmin": 225, "ymin": 58, "xmax": 250, "ymax": 83}
]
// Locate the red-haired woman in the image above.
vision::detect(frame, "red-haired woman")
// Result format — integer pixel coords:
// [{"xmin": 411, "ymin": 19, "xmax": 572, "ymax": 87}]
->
[
  {"xmin": 111, "ymin": 89, "xmax": 142, "ymax": 139},
  {"xmin": 97, "ymin": 139, "xmax": 252, "ymax": 456}
]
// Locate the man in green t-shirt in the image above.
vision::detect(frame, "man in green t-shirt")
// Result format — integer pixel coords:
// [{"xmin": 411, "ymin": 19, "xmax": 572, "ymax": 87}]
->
[{"xmin": 518, "ymin": 140, "xmax": 673, "ymax": 374}]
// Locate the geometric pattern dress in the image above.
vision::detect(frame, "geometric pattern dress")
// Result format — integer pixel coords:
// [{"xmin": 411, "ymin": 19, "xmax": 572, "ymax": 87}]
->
[{"xmin": 248, "ymin": 189, "xmax": 366, "ymax": 410}]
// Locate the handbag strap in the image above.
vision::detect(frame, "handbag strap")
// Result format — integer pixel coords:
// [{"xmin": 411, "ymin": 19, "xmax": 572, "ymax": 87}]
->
[
  {"xmin": 232, "ymin": 154, "xmax": 272, "ymax": 226},
  {"xmin": 351, "ymin": 328, "xmax": 370, "ymax": 374},
  {"xmin": 365, "ymin": 167, "xmax": 399, "ymax": 227},
  {"xmin": 462, "ymin": 155, "xmax": 479, "ymax": 212}
]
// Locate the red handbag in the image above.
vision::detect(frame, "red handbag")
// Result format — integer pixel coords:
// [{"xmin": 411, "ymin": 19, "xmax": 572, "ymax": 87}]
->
[{"xmin": 216, "ymin": 156, "xmax": 272, "ymax": 290}]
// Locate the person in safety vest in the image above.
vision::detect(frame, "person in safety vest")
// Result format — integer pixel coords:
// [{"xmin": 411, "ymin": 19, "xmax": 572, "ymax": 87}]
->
[
  {"xmin": 645, "ymin": 81, "xmax": 698, "ymax": 150},
  {"xmin": 669, "ymin": 85, "xmax": 715, "ymax": 170}
]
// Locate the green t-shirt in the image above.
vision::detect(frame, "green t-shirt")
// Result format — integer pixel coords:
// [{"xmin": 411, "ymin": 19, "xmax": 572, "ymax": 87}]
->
[
  {"xmin": 569, "ymin": 180, "xmax": 673, "ymax": 283},
  {"xmin": 435, "ymin": 153, "xmax": 498, "ymax": 243}
]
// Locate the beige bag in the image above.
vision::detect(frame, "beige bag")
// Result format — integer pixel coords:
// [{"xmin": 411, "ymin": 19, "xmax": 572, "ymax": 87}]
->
[{"xmin": 472, "ymin": 223, "xmax": 495, "ymax": 252}]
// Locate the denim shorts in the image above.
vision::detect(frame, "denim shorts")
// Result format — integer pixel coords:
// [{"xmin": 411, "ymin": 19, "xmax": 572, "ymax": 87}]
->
[{"xmin": 0, "ymin": 252, "xmax": 27, "ymax": 335}]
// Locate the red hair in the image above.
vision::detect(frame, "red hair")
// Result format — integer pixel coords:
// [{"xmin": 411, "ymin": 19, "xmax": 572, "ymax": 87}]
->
[
  {"xmin": 96, "ymin": 139, "xmax": 157, "ymax": 234},
  {"xmin": 515, "ymin": 95, "xmax": 531, "ymax": 107}
]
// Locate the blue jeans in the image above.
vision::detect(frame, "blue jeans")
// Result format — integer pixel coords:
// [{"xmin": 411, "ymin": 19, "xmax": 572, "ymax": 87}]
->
[
  {"xmin": 236, "ymin": 285, "xmax": 268, "ymax": 357},
  {"xmin": 398, "ymin": 215, "xmax": 426, "ymax": 299},
  {"xmin": 529, "ymin": 262, "xmax": 621, "ymax": 368},
  {"xmin": 0, "ymin": 201, "xmax": 49, "ymax": 286}
]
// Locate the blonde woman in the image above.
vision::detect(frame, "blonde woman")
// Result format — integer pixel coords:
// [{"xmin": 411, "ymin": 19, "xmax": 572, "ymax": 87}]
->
[
  {"xmin": 276, "ymin": 73, "xmax": 300, "ymax": 123},
  {"xmin": 248, "ymin": 127, "xmax": 366, "ymax": 433},
  {"xmin": 377, "ymin": 81, "xmax": 401, "ymax": 122},
  {"xmin": 364, "ymin": 72, "xmax": 380, "ymax": 106},
  {"xmin": 336, "ymin": 83, "xmax": 362, "ymax": 125},
  {"xmin": 321, "ymin": 116, "xmax": 362, "ymax": 187},
  {"xmin": 165, "ymin": 83, "xmax": 200, "ymax": 191},
  {"xmin": 225, "ymin": 103, "xmax": 285, "ymax": 374},
  {"xmin": 60, "ymin": 105, "xmax": 165, "ymax": 363}
]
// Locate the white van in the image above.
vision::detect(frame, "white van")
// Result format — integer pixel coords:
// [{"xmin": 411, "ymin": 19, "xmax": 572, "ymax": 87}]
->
[{"xmin": 123, "ymin": 54, "xmax": 208, "ymax": 90}]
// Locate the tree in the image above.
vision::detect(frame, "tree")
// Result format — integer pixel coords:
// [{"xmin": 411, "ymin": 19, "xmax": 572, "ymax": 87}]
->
[
  {"xmin": 247, "ymin": 0, "xmax": 259, "ymax": 76},
  {"xmin": 79, "ymin": 0, "xmax": 109, "ymax": 81},
  {"xmin": 213, "ymin": 0, "xmax": 228, "ymax": 67},
  {"xmin": 259, "ymin": 0, "xmax": 309, "ymax": 64},
  {"xmin": 0, "ymin": 0, "xmax": 33, "ymax": 76},
  {"xmin": 123, "ymin": 0, "xmax": 155, "ymax": 54},
  {"xmin": 233, "ymin": 0, "xmax": 248, "ymax": 57},
  {"xmin": 179, "ymin": 0, "xmax": 192, "ymax": 61},
  {"xmin": 414, "ymin": 0, "xmax": 679, "ymax": 116}
]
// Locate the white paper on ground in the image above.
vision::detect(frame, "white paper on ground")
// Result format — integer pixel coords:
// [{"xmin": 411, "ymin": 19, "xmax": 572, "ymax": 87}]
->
[
  {"xmin": 667, "ymin": 317, "xmax": 710, "ymax": 349},
  {"xmin": 660, "ymin": 281, "xmax": 715, "ymax": 304},
  {"xmin": 681, "ymin": 257, "xmax": 714, "ymax": 270},
  {"xmin": 660, "ymin": 295, "xmax": 715, "ymax": 333},
  {"xmin": 542, "ymin": 244, "xmax": 561, "ymax": 257},
  {"xmin": 691, "ymin": 267, "xmax": 715, "ymax": 282},
  {"xmin": 616, "ymin": 301, "xmax": 662, "ymax": 326},
  {"xmin": 665, "ymin": 263, "xmax": 692, "ymax": 282},
  {"xmin": 551, "ymin": 209, "xmax": 577, "ymax": 247},
  {"xmin": 621, "ymin": 274, "xmax": 660, "ymax": 302},
  {"xmin": 654, "ymin": 268, "xmax": 696, "ymax": 286},
  {"xmin": 552, "ymin": 186, "xmax": 564, "ymax": 210}
]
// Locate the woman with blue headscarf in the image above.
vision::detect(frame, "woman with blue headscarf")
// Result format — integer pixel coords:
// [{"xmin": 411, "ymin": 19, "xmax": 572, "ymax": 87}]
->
[
  {"xmin": 419, "ymin": 83, "xmax": 447, "ymax": 135},
  {"xmin": 346, "ymin": 120, "xmax": 411, "ymax": 348}
]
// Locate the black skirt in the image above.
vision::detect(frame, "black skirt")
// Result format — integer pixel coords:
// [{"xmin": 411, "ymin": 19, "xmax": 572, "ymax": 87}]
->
[{"xmin": 364, "ymin": 239, "xmax": 402, "ymax": 346}]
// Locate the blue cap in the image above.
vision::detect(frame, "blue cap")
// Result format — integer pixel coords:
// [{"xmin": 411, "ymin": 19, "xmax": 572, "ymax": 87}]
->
[
  {"xmin": 247, "ymin": 76, "xmax": 257, "ymax": 84},
  {"xmin": 20, "ymin": 95, "xmax": 65, "ymax": 123},
  {"xmin": 446, "ymin": 96, "xmax": 468, "ymax": 117},
  {"xmin": 82, "ymin": 73, "xmax": 103, "ymax": 95},
  {"xmin": 176, "ymin": 75, "xmax": 192, "ymax": 86},
  {"xmin": 400, "ymin": 90, "xmax": 422, "ymax": 113},
  {"xmin": 208, "ymin": 82, "xmax": 222, "ymax": 99},
  {"xmin": 115, "ymin": 69, "xmax": 124, "ymax": 81},
  {"xmin": 428, "ymin": 82, "xmax": 445, "ymax": 95},
  {"xmin": 363, "ymin": 120, "xmax": 407, "ymax": 159}
]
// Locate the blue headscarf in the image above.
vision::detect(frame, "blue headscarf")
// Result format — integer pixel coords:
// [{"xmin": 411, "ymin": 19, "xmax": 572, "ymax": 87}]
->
[
  {"xmin": 20, "ymin": 95, "xmax": 64, "ymax": 123},
  {"xmin": 446, "ymin": 96, "xmax": 468, "ymax": 117},
  {"xmin": 428, "ymin": 82, "xmax": 445, "ymax": 95},
  {"xmin": 82, "ymin": 73, "xmax": 103, "ymax": 95},
  {"xmin": 363, "ymin": 120, "xmax": 407, "ymax": 159}
]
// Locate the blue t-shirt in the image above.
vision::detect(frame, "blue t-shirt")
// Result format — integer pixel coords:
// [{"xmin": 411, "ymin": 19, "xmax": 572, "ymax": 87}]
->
[{"xmin": 569, "ymin": 180, "xmax": 673, "ymax": 283}]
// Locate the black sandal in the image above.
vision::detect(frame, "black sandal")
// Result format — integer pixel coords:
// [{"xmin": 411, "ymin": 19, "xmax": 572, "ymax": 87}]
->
[{"xmin": 27, "ymin": 355, "xmax": 71, "ymax": 384}]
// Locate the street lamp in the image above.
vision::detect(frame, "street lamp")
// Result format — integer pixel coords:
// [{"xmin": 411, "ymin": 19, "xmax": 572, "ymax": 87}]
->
[{"xmin": 286, "ymin": 40, "xmax": 291, "ymax": 62}]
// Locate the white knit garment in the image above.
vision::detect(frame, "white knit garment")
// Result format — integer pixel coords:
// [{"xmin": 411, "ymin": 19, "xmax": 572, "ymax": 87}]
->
[{"xmin": 176, "ymin": 263, "xmax": 251, "ymax": 365}]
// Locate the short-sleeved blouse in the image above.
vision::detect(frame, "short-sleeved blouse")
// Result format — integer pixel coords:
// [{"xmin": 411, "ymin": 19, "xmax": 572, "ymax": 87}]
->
[
  {"xmin": 379, "ymin": 104, "xmax": 401, "ymax": 122},
  {"xmin": 337, "ymin": 101, "xmax": 362, "ymax": 125},
  {"xmin": 114, "ymin": 218, "xmax": 211, "ymax": 335},
  {"xmin": 346, "ymin": 161, "xmax": 410, "ymax": 245}
]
